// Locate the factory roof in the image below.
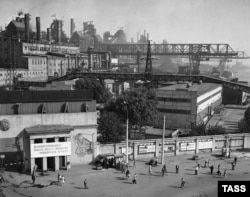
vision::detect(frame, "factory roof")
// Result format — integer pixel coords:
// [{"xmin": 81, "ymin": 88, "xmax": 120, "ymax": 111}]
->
[
  {"xmin": 9, "ymin": 20, "xmax": 25, "ymax": 29},
  {"xmin": 157, "ymin": 83, "xmax": 222, "ymax": 96},
  {"xmin": 25, "ymin": 124, "xmax": 73, "ymax": 135}
]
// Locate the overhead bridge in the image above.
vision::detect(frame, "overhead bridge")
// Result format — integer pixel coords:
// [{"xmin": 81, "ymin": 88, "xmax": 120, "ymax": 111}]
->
[
  {"xmin": 16, "ymin": 72, "xmax": 250, "ymax": 93},
  {"xmin": 94, "ymin": 43, "xmax": 248, "ymax": 59}
]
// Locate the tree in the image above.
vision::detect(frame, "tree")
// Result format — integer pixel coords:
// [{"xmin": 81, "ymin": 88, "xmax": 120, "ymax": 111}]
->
[
  {"xmin": 192, "ymin": 123, "xmax": 206, "ymax": 136},
  {"xmin": 238, "ymin": 118, "xmax": 250, "ymax": 133},
  {"xmin": 98, "ymin": 111, "xmax": 125, "ymax": 143},
  {"xmin": 244, "ymin": 106, "xmax": 250, "ymax": 126},
  {"xmin": 75, "ymin": 77, "xmax": 112, "ymax": 103},
  {"xmin": 206, "ymin": 125, "xmax": 226, "ymax": 135},
  {"xmin": 106, "ymin": 89, "xmax": 159, "ymax": 131}
]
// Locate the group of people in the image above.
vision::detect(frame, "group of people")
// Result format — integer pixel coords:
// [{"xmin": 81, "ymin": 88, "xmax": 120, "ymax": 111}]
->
[{"xmin": 57, "ymin": 173, "xmax": 66, "ymax": 186}]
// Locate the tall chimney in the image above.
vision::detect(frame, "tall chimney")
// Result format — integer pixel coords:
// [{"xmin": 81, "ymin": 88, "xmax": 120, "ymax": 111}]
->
[
  {"xmin": 56, "ymin": 20, "xmax": 62, "ymax": 44},
  {"xmin": 47, "ymin": 28, "xmax": 51, "ymax": 42},
  {"xmin": 147, "ymin": 33, "xmax": 149, "ymax": 40},
  {"xmin": 144, "ymin": 30, "xmax": 146, "ymax": 37},
  {"xmin": 70, "ymin": 18, "xmax": 75, "ymax": 37},
  {"xmin": 137, "ymin": 32, "xmax": 139, "ymax": 43},
  {"xmin": 24, "ymin": 14, "xmax": 30, "ymax": 41},
  {"xmin": 36, "ymin": 17, "xmax": 41, "ymax": 41}
]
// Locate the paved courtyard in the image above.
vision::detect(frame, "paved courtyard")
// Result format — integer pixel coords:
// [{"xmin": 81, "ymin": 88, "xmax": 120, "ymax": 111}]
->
[{"xmin": 1, "ymin": 151, "xmax": 250, "ymax": 197}]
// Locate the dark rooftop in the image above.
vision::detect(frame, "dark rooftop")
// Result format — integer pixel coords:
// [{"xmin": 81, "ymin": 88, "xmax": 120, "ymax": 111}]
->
[{"xmin": 25, "ymin": 124, "xmax": 73, "ymax": 135}]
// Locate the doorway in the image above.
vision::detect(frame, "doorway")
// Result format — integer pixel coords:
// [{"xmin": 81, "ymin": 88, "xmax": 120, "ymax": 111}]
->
[
  {"xmin": 35, "ymin": 158, "xmax": 43, "ymax": 171},
  {"xmin": 47, "ymin": 157, "xmax": 55, "ymax": 171},
  {"xmin": 59, "ymin": 156, "xmax": 66, "ymax": 170}
]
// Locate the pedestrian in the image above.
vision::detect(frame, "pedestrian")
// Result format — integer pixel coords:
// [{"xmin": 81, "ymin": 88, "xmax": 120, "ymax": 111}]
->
[
  {"xmin": 197, "ymin": 161, "xmax": 201, "ymax": 169},
  {"xmin": 31, "ymin": 171, "xmax": 36, "ymax": 185},
  {"xmin": 234, "ymin": 157, "xmax": 238, "ymax": 164},
  {"xmin": 125, "ymin": 169, "xmax": 130, "ymax": 179},
  {"xmin": 176, "ymin": 165, "xmax": 179, "ymax": 174},
  {"xmin": 223, "ymin": 169, "xmax": 228, "ymax": 178},
  {"xmin": 162, "ymin": 167, "xmax": 165, "ymax": 176},
  {"xmin": 84, "ymin": 179, "xmax": 88, "ymax": 189},
  {"xmin": 195, "ymin": 166, "xmax": 199, "ymax": 175},
  {"xmin": 148, "ymin": 165, "xmax": 152, "ymax": 176},
  {"xmin": 217, "ymin": 164, "xmax": 221, "ymax": 176},
  {"xmin": 180, "ymin": 177, "xmax": 185, "ymax": 188},
  {"xmin": 0, "ymin": 175, "xmax": 5, "ymax": 184},
  {"xmin": 204, "ymin": 160, "xmax": 208, "ymax": 168},
  {"xmin": 210, "ymin": 165, "xmax": 214, "ymax": 175},
  {"xmin": 58, "ymin": 173, "xmax": 61, "ymax": 182},
  {"xmin": 232, "ymin": 162, "xmax": 235, "ymax": 170},
  {"xmin": 132, "ymin": 173, "xmax": 137, "ymax": 184},
  {"xmin": 208, "ymin": 159, "xmax": 211, "ymax": 167},
  {"xmin": 61, "ymin": 175, "xmax": 65, "ymax": 185},
  {"xmin": 163, "ymin": 164, "xmax": 167, "ymax": 173}
]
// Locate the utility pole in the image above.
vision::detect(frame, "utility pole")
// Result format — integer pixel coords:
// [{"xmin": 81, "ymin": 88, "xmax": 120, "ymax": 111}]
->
[{"xmin": 161, "ymin": 115, "xmax": 166, "ymax": 164}]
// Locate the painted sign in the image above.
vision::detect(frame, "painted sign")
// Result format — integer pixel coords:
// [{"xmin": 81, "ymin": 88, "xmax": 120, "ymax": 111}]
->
[
  {"xmin": 180, "ymin": 141, "xmax": 196, "ymax": 151},
  {"xmin": 30, "ymin": 142, "xmax": 71, "ymax": 158},
  {"xmin": 198, "ymin": 139, "xmax": 213, "ymax": 149},
  {"xmin": 138, "ymin": 144, "xmax": 156, "ymax": 154},
  {"xmin": 121, "ymin": 147, "xmax": 133, "ymax": 155},
  {"xmin": 159, "ymin": 141, "xmax": 176, "ymax": 153}
]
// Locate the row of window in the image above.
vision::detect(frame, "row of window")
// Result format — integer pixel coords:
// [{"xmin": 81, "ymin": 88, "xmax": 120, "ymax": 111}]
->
[
  {"xmin": 158, "ymin": 108, "xmax": 191, "ymax": 115},
  {"xmin": 158, "ymin": 97, "xmax": 191, "ymax": 103},
  {"xmin": 32, "ymin": 59, "xmax": 46, "ymax": 65}
]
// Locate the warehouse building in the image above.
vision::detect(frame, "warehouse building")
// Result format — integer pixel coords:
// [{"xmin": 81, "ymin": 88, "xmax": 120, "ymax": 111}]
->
[
  {"xmin": 156, "ymin": 82, "xmax": 222, "ymax": 129},
  {"xmin": 0, "ymin": 90, "xmax": 97, "ymax": 174}
]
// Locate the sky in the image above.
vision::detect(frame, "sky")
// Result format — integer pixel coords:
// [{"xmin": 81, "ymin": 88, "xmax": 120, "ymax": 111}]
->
[{"xmin": 0, "ymin": 0, "xmax": 250, "ymax": 64}]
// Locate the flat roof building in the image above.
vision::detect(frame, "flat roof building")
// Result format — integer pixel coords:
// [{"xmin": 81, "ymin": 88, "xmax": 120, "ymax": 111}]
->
[{"xmin": 156, "ymin": 82, "xmax": 222, "ymax": 129}]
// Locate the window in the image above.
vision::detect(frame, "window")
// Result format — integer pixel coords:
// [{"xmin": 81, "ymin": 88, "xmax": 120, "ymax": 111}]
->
[{"xmin": 158, "ymin": 97, "xmax": 191, "ymax": 103}]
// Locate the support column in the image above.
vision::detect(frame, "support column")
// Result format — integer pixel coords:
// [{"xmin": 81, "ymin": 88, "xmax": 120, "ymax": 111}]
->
[
  {"xmin": 54, "ymin": 137, "xmax": 60, "ymax": 171},
  {"xmin": 42, "ymin": 138, "xmax": 47, "ymax": 171},
  {"xmin": 133, "ymin": 143, "xmax": 137, "ymax": 160},
  {"xmin": 175, "ymin": 139, "xmax": 179, "ymax": 156},
  {"xmin": 66, "ymin": 137, "xmax": 71, "ymax": 170},
  {"xmin": 195, "ymin": 138, "xmax": 199, "ymax": 154},
  {"xmin": 30, "ymin": 139, "xmax": 35, "ymax": 174}
]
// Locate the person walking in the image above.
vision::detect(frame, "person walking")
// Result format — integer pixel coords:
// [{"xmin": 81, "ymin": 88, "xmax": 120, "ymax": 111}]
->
[
  {"xmin": 232, "ymin": 162, "xmax": 235, "ymax": 170},
  {"xmin": 84, "ymin": 179, "xmax": 88, "ymax": 189},
  {"xmin": 125, "ymin": 169, "xmax": 130, "ymax": 179},
  {"xmin": 61, "ymin": 175, "xmax": 65, "ymax": 185},
  {"xmin": 132, "ymin": 173, "xmax": 137, "ymax": 184},
  {"xmin": 210, "ymin": 165, "xmax": 214, "ymax": 175},
  {"xmin": 31, "ymin": 171, "xmax": 36, "ymax": 185},
  {"xmin": 162, "ymin": 167, "xmax": 165, "ymax": 176},
  {"xmin": 180, "ymin": 177, "xmax": 185, "ymax": 188},
  {"xmin": 163, "ymin": 164, "xmax": 167, "ymax": 173},
  {"xmin": 217, "ymin": 164, "xmax": 221, "ymax": 176},
  {"xmin": 176, "ymin": 165, "xmax": 179, "ymax": 173},
  {"xmin": 148, "ymin": 165, "xmax": 152, "ymax": 176},
  {"xmin": 223, "ymin": 169, "xmax": 228, "ymax": 178},
  {"xmin": 204, "ymin": 160, "xmax": 208, "ymax": 168},
  {"xmin": 195, "ymin": 166, "xmax": 199, "ymax": 175},
  {"xmin": 234, "ymin": 157, "xmax": 238, "ymax": 165}
]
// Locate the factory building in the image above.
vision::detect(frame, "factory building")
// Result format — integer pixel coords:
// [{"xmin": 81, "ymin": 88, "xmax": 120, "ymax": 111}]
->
[
  {"xmin": 0, "ymin": 90, "xmax": 97, "ymax": 174},
  {"xmin": 156, "ymin": 82, "xmax": 222, "ymax": 129}
]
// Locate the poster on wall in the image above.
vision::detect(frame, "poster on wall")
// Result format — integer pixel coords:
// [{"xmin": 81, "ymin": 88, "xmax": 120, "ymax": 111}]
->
[
  {"xmin": 121, "ymin": 147, "xmax": 133, "ymax": 155},
  {"xmin": 180, "ymin": 141, "xmax": 196, "ymax": 151},
  {"xmin": 159, "ymin": 141, "xmax": 176, "ymax": 153},
  {"xmin": 30, "ymin": 142, "xmax": 71, "ymax": 158},
  {"xmin": 198, "ymin": 139, "xmax": 213, "ymax": 149},
  {"xmin": 138, "ymin": 144, "xmax": 156, "ymax": 154}
]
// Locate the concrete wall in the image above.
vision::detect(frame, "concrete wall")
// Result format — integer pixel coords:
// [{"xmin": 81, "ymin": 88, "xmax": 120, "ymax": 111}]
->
[{"xmin": 97, "ymin": 133, "xmax": 250, "ymax": 160}]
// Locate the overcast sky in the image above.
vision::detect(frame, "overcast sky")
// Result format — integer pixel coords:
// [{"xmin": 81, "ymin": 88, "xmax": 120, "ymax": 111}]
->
[{"xmin": 0, "ymin": 0, "xmax": 250, "ymax": 63}]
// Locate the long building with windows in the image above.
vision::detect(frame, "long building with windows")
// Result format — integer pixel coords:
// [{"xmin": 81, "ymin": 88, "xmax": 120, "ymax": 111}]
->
[{"xmin": 156, "ymin": 82, "xmax": 222, "ymax": 129}]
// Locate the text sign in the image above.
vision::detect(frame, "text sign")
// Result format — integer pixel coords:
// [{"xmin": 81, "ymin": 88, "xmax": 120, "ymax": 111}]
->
[
  {"xmin": 30, "ymin": 142, "xmax": 71, "ymax": 158},
  {"xmin": 180, "ymin": 142, "xmax": 196, "ymax": 151},
  {"xmin": 138, "ymin": 145, "xmax": 156, "ymax": 154},
  {"xmin": 218, "ymin": 181, "xmax": 250, "ymax": 196},
  {"xmin": 199, "ymin": 139, "xmax": 213, "ymax": 149}
]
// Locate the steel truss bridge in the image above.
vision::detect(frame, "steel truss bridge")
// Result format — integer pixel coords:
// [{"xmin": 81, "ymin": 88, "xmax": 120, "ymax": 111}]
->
[
  {"xmin": 94, "ymin": 43, "xmax": 249, "ymax": 74},
  {"xmin": 16, "ymin": 72, "xmax": 250, "ymax": 93}
]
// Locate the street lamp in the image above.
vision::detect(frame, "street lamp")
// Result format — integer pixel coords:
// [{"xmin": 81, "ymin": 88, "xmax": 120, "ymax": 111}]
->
[{"xmin": 122, "ymin": 100, "xmax": 129, "ymax": 164}]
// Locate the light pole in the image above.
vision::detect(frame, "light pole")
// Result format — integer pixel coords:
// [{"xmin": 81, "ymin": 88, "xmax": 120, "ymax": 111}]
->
[{"xmin": 122, "ymin": 100, "xmax": 129, "ymax": 164}]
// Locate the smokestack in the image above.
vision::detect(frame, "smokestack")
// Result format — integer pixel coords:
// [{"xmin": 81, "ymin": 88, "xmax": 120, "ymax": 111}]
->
[
  {"xmin": 47, "ymin": 28, "xmax": 51, "ymax": 42},
  {"xmin": 56, "ymin": 20, "xmax": 62, "ymax": 44},
  {"xmin": 144, "ymin": 30, "xmax": 146, "ymax": 37},
  {"xmin": 70, "ymin": 18, "xmax": 75, "ymax": 37},
  {"xmin": 137, "ymin": 32, "xmax": 139, "ymax": 43},
  {"xmin": 24, "ymin": 14, "xmax": 30, "ymax": 41},
  {"xmin": 147, "ymin": 33, "xmax": 149, "ymax": 40},
  {"xmin": 36, "ymin": 17, "xmax": 41, "ymax": 41}
]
